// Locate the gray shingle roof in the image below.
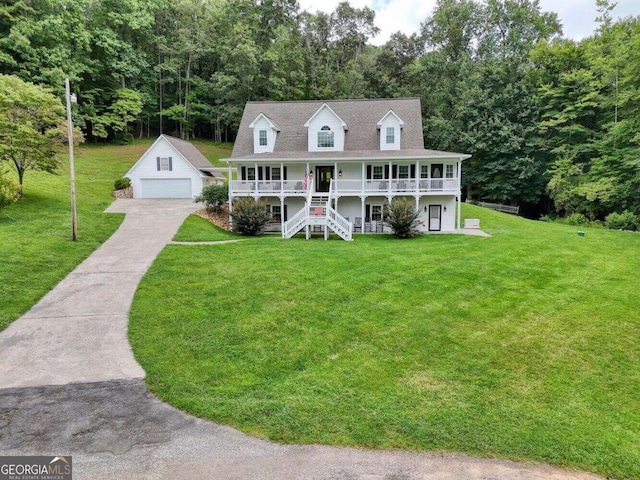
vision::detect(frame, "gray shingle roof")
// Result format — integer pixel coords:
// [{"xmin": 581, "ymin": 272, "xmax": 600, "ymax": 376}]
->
[
  {"xmin": 162, "ymin": 135, "xmax": 221, "ymax": 174},
  {"xmin": 231, "ymin": 98, "xmax": 470, "ymax": 160}
]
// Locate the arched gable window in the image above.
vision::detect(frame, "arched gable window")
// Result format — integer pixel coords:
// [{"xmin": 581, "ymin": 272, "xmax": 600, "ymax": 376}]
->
[{"xmin": 317, "ymin": 125, "xmax": 334, "ymax": 148}]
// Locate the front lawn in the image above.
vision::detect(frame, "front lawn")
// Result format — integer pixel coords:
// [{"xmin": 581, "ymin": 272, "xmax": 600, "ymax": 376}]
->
[
  {"xmin": 0, "ymin": 139, "xmax": 232, "ymax": 331},
  {"xmin": 173, "ymin": 214, "xmax": 241, "ymax": 242},
  {"xmin": 129, "ymin": 205, "xmax": 640, "ymax": 480}
]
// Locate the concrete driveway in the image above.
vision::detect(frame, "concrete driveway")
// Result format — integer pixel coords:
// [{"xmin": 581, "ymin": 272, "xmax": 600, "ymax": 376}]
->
[{"xmin": 0, "ymin": 199, "xmax": 603, "ymax": 479}]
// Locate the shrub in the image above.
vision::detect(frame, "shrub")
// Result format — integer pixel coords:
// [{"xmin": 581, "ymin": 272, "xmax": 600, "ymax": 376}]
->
[
  {"xmin": 114, "ymin": 177, "xmax": 131, "ymax": 190},
  {"xmin": 231, "ymin": 197, "xmax": 271, "ymax": 236},
  {"xmin": 0, "ymin": 170, "xmax": 20, "ymax": 210},
  {"xmin": 383, "ymin": 198, "xmax": 421, "ymax": 238},
  {"xmin": 195, "ymin": 183, "xmax": 228, "ymax": 212},
  {"xmin": 563, "ymin": 212, "xmax": 589, "ymax": 226},
  {"xmin": 605, "ymin": 210, "xmax": 638, "ymax": 231}
]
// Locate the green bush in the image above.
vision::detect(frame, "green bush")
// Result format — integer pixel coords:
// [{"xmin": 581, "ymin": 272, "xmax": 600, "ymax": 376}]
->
[
  {"xmin": 563, "ymin": 213, "xmax": 590, "ymax": 226},
  {"xmin": 195, "ymin": 183, "xmax": 228, "ymax": 212},
  {"xmin": 231, "ymin": 197, "xmax": 271, "ymax": 236},
  {"xmin": 383, "ymin": 198, "xmax": 421, "ymax": 238},
  {"xmin": 114, "ymin": 177, "xmax": 131, "ymax": 190},
  {"xmin": 0, "ymin": 171, "xmax": 20, "ymax": 210},
  {"xmin": 605, "ymin": 211, "xmax": 638, "ymax": 231}
]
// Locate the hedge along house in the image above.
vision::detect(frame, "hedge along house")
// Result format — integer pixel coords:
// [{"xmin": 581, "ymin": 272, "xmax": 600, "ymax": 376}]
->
[
  {"xmin": 224, "ymin": 98, "xmax": 471, "ymax": 240},
  {"xmin": 126, "ymin": 135, "xmax": 224, "ymax": 199}
]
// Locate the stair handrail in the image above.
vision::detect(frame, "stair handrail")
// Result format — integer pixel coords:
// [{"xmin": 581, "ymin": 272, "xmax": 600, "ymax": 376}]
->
[
  {"xmin": 326, "ymin": 204, "xmax": 353, "ymax": 241},
  {"xmin": 282, "ymin": 206, "xmax": 307, "ymax": 238}
]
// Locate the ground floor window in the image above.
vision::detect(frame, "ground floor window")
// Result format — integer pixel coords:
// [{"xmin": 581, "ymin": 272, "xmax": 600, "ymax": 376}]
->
[
  {"xmin": 371, "ymin": 204, "xmax": 383, "ymax": 221},
  {"xmin": 269, "ymin": 205, "xmax": 281, "ymax": 222}
]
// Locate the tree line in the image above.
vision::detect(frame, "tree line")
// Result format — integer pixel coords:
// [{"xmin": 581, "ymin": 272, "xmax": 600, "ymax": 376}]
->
[{"xmin": 1, "ymin": 0, "xmax": 638, "ymax": 219}]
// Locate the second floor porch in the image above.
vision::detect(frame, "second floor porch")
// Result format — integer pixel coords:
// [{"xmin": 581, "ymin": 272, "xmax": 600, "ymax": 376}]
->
[{"xmin": 229, "ymin": 160, "xmax": 461, "ymax": 197}]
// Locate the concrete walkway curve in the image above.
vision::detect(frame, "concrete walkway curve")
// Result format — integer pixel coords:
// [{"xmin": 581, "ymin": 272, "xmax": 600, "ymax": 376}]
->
[
  {"xmin": 0, "ymin": 199, "xmax": 603, "ymax": 480},
  {"xmin": 0, "ymin": 199, "xmax": 199, "ymax": 388}
]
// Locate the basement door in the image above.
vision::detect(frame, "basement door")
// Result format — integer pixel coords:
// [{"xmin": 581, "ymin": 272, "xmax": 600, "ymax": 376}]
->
[{"xmin": 428, "ymin": 205, "xmax": 441, "ymax": 231}]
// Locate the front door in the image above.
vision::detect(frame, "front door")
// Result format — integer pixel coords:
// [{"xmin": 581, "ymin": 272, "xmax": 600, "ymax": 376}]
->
[
  {"xmin": 429, "ymin": 205, "xmax": 441, "ymax": 231},
  {"xmin": 315, "ymin": 166, "xmax": 334, "ymax": 193}
]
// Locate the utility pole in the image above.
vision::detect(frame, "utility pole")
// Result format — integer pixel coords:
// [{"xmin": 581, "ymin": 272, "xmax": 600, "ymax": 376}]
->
[{"xmin": 65, "ymin": 78, "xmax": 78, "ymax": 241}]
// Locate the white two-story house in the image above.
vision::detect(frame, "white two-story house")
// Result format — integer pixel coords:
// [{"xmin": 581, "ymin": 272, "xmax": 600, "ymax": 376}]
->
[{"xmin": 224, "ymin": 98, "xmax": 471, "ymax": 240}]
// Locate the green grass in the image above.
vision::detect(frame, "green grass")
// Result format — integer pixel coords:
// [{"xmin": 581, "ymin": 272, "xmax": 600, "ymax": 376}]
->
[
  {"xmin": 0, "ymin": 139, "xmax": 231, "ymax": 331},
  {"xmin": 130, "ymin": 204, "xmax": 640, "ymax": 479},
  {"xmin": 173, "ymin": 214, "xmax": 241, "ymax": 242}
]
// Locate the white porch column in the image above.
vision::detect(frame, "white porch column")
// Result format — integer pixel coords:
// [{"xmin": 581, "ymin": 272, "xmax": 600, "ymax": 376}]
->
[
  {"xmin": 280, "ymin": 196, "xmax": 285, "ymax": 235},
  {"xmin": 280, "ymin": 162, "xmax": 284, "ymax": 191},
  {"xmin": 415, "ymin": 160, "xmax": 420, "ymax": 193},
  {"xmin": 361, "ymin": 162, "xmax": 365, "ymax": 194},
  {"xmin": 457, "ymin": 158, "xmax": 462, "ymax": 231},
  {"xmin": 254, "ymin": 162, "xmax": 259, "ymax": 195},
  {"xmin": 361, "ymin": 196, "xmax": 365, "ymax": 232},
  {"xmin": 228, "ymin": 163, "xmax": 233, "ymax": 228},
  {"xmin": 388, "ymin": 160, "xmax": 392, "ymax": 196}
]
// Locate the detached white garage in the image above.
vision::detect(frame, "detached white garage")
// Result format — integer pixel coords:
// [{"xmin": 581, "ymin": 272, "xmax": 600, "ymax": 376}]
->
[{"xmin": 126, "ymin": 135, "xmax": 224, "ymax": 199}]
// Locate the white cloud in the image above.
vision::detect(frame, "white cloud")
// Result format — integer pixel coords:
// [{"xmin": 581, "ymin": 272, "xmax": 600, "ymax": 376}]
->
[{"xmin": 298, "ymin": 0, "xmax": 640, "ymax": 45}]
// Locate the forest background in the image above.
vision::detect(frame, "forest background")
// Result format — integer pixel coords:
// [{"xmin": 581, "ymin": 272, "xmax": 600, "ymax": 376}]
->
[{"xmin": 1, "ymin": 0, "xmax": 638, "ymax": 218}]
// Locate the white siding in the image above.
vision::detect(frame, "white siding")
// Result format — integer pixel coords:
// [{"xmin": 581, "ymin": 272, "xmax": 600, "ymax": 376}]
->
[
  {"xmin": 127, "ymin": 137, "xmax": 204, "ymax": 199},
  {"xmin": 307, "ymin": 107, "xmax": 345, "ymax": 152},
  {"xmin": 379, "ymin": 115, "xmax": 402, "ymax": 151},
  {"xmin": 418, "ymin": 196, "xmax": 456, "ymax": 232},
  {"xmin": 251, "ymin": 116, "xmax": 276, "ymax": 153}
]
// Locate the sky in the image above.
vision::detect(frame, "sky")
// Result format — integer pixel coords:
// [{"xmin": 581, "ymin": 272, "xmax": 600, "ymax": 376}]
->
[{"xmin": 297, "ymin": 0, "xmax": 640, "ymax": 46}]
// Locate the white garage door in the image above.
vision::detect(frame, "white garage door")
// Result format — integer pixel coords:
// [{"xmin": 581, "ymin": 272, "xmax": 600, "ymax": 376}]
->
[{"xmin": 140, "ymin": 179, "xmax": 192, "ymax": 198}]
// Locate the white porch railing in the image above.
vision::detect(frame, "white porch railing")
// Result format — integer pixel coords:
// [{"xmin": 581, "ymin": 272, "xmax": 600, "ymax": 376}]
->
[
  {"xmin": 327, "ymin": 204, "xmax": 353, "ymax": 241},
  {"xmin": 282, "ymin": 206, "xmax": 308, "ymax": 238},
  {"xmin": 231, "ymin": 178, "xmax": 459, "ymax": 196}
]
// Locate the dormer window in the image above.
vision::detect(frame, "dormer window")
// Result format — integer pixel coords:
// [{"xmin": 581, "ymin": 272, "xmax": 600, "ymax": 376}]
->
[
  {"xmin": 377, "ymin": 110, "xmax": 404, "ymax": 151},
  {"xmin": 249, "ymin": 113, "xmax": 279, "ymax": 153},
  {"xmin": 386, "ymin": 127, "xmax": 395, "ymax": 144},
  {"xmin": 318, "ymin": 125, "xmax": 334, "ymax": 148}
]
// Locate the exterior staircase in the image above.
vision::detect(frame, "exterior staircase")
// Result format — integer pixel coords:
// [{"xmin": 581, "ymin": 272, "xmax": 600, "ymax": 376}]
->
[{"xmin": 283, "ymin": 194, "xmax": 353, "ymax": 241}]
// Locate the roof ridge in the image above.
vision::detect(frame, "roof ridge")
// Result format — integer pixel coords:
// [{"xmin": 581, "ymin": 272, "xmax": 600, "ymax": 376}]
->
[{"xmin": 245, "ymin": 97, "xmax": 420, "ymax": 105}]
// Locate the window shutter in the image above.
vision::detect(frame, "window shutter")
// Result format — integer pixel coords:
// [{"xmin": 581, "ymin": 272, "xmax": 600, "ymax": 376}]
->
[
  {"xmin": 241, "ymin": 166, "xmax": 246, "ymax": 181},
  {"xmin": 365, "ymin": 204, "xmax": 371, "ymax": 221},
  {"xmin": 411, "ymin": 164, "xmax": 416, "ymax": 179},
  {"xmin": 366, "ymin": 165, "xmax": 372, "ymax": 179},
  {"xmin": 258, "ymin": 166, "xmax": 263, "ymax": 181},
  {"xmin": 392, "ymin": 165, "xmax": 397, "ymax": 179},
  {"xmin": 283, "ymin": 166, "xmax": 288, "ymax": 180},
  {"xmin": 284, "ymin": 205, "xmax": 288, "ymax": 221},
  {"xmin": 384, "ymin": 165, "xmax": 390, "ymax": 180},
  {"xmin": 265, "ymin": 166, "xmax": 271, "ymax": 180},
  {"xmin": 156, "ymin": 157, "xmax": 160, "ymax": 171},
  {"xmin": 168, "ymin": 157, "xmax": 173, "ymax": 171}
]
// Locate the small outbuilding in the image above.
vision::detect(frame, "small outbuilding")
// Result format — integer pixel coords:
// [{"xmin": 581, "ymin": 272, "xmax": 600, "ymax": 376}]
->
[{"xmin": 126, "ymin": 135, "xmax": 224, "ymax": 199}]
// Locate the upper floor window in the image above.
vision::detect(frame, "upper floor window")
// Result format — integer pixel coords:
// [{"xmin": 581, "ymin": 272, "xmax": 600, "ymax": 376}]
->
[
  {"xmin": 317, "ymin": 125, "xmax": 334, "ymax": 148},
  {"xmin": 386, "ymin": 127, "xmax": 395, "ymax": 144},
  {"xmin": 159, "ymin": 157, "xmax": 171, "ymax": 171},
  {"xmin": 259, "ymin": 130, "xmax": 267, "ymax": 146},
  {"xmin": 247, "ymin": 167, "xmax": 256, "ymax": 181},
  {"xmin": 445, "ymin": 164, "xmax": 454, "ymax": 178},
  {"xmin": 398, "ymin": 165, "xmax": 409, "ymax": 179},
  {"xmin": 271, "ymin": 167, "xmax": 281, "ymax": 181},
  {"xmin": 373, "ymin": 165, "xmax": 384, "ymax": 180},
  {"xmin": 420, "ymin": 165, "xmax": 429, "ymax": 178}
]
